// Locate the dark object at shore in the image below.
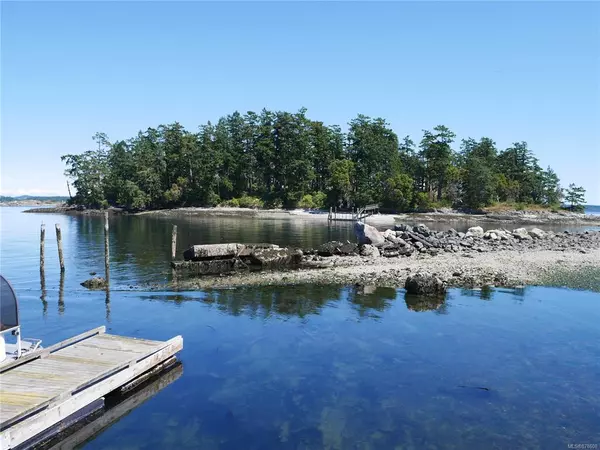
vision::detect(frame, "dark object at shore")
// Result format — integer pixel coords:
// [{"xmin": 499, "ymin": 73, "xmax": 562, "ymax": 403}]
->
[
  {"xmin": 81, "ymin": 277, "xmax": 108, "ymax": 289},
  {"xmin": 405, "ymin": 273, "xmax": 447, "ymax": 296},
  {"xmin": 318, "ymin": 241, "xmax": 359, "ymax": 257}
]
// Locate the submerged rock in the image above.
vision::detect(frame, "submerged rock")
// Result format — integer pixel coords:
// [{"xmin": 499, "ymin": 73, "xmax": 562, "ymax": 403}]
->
[
  {"xmin": 404, "ymin": 272, "xmax": 447, "ymax": 296},
  {"xmin": 81, "ymin": 277, "xmax": 108, "ymax": 290}
]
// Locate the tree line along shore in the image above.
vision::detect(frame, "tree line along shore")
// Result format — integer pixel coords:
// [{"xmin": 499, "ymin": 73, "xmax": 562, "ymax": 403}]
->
[{"xmin": 60, "ymin": 108, "xmax": 587, "ymax": 214}]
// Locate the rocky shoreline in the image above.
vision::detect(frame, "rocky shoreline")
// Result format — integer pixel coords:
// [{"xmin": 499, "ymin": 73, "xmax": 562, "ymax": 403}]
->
[
  {"xmin": 172, "ymin": 223, "xmax": 600, "ymax": 292},
  {"xmin": 395, "ymin": 209, "xmax": 600, "ymax": 225}
]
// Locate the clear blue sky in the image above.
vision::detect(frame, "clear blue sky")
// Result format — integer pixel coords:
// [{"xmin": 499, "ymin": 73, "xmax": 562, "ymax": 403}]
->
[{"xmin": 2, "ymin": 1, "xmax": 599, "ymax": 203}]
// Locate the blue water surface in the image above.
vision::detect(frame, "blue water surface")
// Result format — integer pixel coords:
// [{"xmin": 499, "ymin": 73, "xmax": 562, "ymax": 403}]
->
[{"xmin": 1, "ymin": 207, "xmax": 599, "ymax": 450}]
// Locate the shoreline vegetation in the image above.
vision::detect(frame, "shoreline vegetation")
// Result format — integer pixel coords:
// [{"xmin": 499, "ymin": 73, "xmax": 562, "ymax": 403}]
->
[{"xmin": 60, "ymin": 109, "xmax": 587, "ymax": 214}]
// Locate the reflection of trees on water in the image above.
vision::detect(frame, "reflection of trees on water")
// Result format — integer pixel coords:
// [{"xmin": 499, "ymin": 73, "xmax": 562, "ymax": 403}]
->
[
  {"xmin": 71, "ymin": 214, "xmax": 356, "ymax": 286},
  {"xmin": 201, "ymin": 285, "xmax": 344, "ymax": 319},
  {"xmin": 347, "ymin": 285, "xmax": 397, "ymax": 318},
  {"xmin": 459, "ymin": 286, "xmax": 494, "ymax": 300},
  {"xmin": 141, "ymin": 285, "xmax": 453, "ymax": 320},
  {"xmin": 73, "ymin": 215, "xmax": 173, "ymax": 285}
]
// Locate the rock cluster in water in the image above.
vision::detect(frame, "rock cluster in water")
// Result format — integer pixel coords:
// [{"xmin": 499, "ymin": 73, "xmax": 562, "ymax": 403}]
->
[{"xmin": 81, "ymin": 276, "xmax": 108, "ymax": 289}]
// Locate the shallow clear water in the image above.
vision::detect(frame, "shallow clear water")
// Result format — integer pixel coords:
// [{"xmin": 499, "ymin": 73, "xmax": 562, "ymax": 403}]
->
[{"xmin": 1, "ymin": 207, "xmax": 599, "ymax": 449}]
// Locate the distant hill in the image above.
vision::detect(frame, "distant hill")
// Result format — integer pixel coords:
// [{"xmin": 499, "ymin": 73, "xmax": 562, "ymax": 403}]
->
[{"xmin": 0, "ymin": 195, "xmax": 69, "ymax": 202}]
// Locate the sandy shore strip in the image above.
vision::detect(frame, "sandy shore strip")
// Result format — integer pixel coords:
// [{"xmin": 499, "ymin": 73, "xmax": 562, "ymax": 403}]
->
[
  {"xmin": 172, "ymin": 248, "xmax": 600, "ymax": 291},
  {"xmin": 22, "ymin": 205, "xmax": 600, "ymax": 226}
]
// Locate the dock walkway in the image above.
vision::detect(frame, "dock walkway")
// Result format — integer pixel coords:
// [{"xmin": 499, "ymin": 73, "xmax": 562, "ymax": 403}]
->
[
  {"xmin": 0, "ymin": 326, "xmax": 183, "ymax": 450},
  {"xmin": 328, "ymin": 203, "xmax": 380, "ymax": 222}
]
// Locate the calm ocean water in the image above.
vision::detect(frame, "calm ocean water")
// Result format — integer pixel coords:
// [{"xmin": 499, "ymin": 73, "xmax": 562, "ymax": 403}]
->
[
  {"xmin": 1, "ymin": 207, "xmax": 599, "ymax": 449},
  {"xmin": 586, "ymin": 204, "xmax": 600, "ymax": 216}
]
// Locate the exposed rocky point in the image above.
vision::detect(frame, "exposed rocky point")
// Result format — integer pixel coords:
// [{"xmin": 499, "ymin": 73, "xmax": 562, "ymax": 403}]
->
[{"xmin": 81, "ymin": 277, "xmax": 108, "ymax": 289}]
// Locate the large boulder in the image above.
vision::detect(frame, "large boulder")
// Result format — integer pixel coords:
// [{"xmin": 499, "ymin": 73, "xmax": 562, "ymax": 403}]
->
[
  {"xmin": 244, "ymin": 247, "xmax": 303, "ymax": 269},
  {"xmin": 529, "ymin": 228, "xmax": 546, "ymax": 239},
  {"xmin": 465, "ymin": 226, "xmax": 484, "ymax": 238},
  {"xmin": 413, "ymin": 224, "xmax": 431, "ymax": 237},
  {"xmin": 512, "ymin": 228, "xmax": 532, "ymax": 241},
  {"xmin": 383, "ymin": 229, "xmax": 397, "ymax": 241},
  {"xmin": 184, "ymin": 243, "xmax": 245, "ymax": 261},
  {"xmin": 483, "ymin": 231, "xmax": 499, "ymax": 241},
  {"xmin": 394, "ymin": 223, "xmax": 411, "ymax": 232},
  {"xmin": 354, "ymin": 221, "xmax": 385, "ymax": 247},
  {"xmin": 359, "ymin": 244, "xmax": 380, "ymax": 258},
  {"xmin": 318, "ymin": 241, "xmax": 359, "ymax": 257},
  {"xmin": 404, "ymin": 272, "xmax": 447, "ymax": 296},
  {"xmin": 485, "ymin": 229, "xmax": 511, "ymax": 241}
]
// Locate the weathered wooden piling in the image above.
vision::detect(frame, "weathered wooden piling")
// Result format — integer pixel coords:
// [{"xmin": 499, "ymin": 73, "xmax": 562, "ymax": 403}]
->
[
  {"xmin": 104, "ymin": 211, "xmax": 110, "ymax": 285},
  {"xmin": 328, "ymin": 207, "xmax": 332, "ymax": 221},
  {"xmin": 55, "ymin": 224, "xmax": 65, "ymax": 272},
  {"xmin": 58, "ymin": 272, "xmax": 65, "ymax": 315},
  {"xmin": 171, "ymin": 225, "xmax": 178, "ymax": 260},
  {"xmin": 40, "ymin": 223, "xmax": 45, "ymax": 274}
]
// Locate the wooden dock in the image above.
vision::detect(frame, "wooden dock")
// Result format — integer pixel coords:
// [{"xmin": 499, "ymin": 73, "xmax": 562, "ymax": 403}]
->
[
  {"xmin": 45, "ymin": 364, "xmax": 183, "ymax": 450},
  {"xmin": 328, "ymin": 203, "xmax": 380, "ymax": 222},
  {"xmin": 0, "ymin": 326, "xmax": 183, "ymax": 450}
]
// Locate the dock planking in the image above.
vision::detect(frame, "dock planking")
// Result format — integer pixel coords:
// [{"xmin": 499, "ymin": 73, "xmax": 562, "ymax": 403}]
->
[{"xmin": 0, "ymin": 326, "xmax": 183, "ymax": 450}]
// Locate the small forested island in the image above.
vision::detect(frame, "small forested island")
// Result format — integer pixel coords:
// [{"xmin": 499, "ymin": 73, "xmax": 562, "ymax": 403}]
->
[{"xmin": 61, "ymin": 108, "xmax": 586, "ymax": 213}]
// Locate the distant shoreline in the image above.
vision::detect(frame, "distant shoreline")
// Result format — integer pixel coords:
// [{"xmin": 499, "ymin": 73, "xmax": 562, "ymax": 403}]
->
[
  {"xmin": 19, "ymin": 204, "xmax": 600, "ymax": 226},
  {"xmin": 0, "ymin": 200, "xmax": 64, "ymax": 207}
]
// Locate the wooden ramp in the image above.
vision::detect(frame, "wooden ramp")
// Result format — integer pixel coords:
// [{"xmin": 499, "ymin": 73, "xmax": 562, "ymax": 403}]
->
[
  {"xmin": 328, "ymin": 203, "xmax": 380, "ymax": 222},
  {"xmin": 0, "ymin": 326, "xmax": 183, "ymax": 450}
]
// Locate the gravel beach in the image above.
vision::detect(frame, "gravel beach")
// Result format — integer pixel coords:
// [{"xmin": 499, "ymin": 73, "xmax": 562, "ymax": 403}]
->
[{"xmin": 173, "ymin": 247, "xmax": 600, "ymax": 291}]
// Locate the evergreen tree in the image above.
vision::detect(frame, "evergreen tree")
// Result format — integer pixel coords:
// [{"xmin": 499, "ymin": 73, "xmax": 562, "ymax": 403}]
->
[
  {"xmin": 61, "ymin": 108, "xmax": 568, "ymax": 213},
  {"xmin": 419, "ymin": 125, "xmax": 456, "ymax": 201},
  {"xmin": 565, "ymin": 184, "xmax": 586, "ymax": 212}
]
